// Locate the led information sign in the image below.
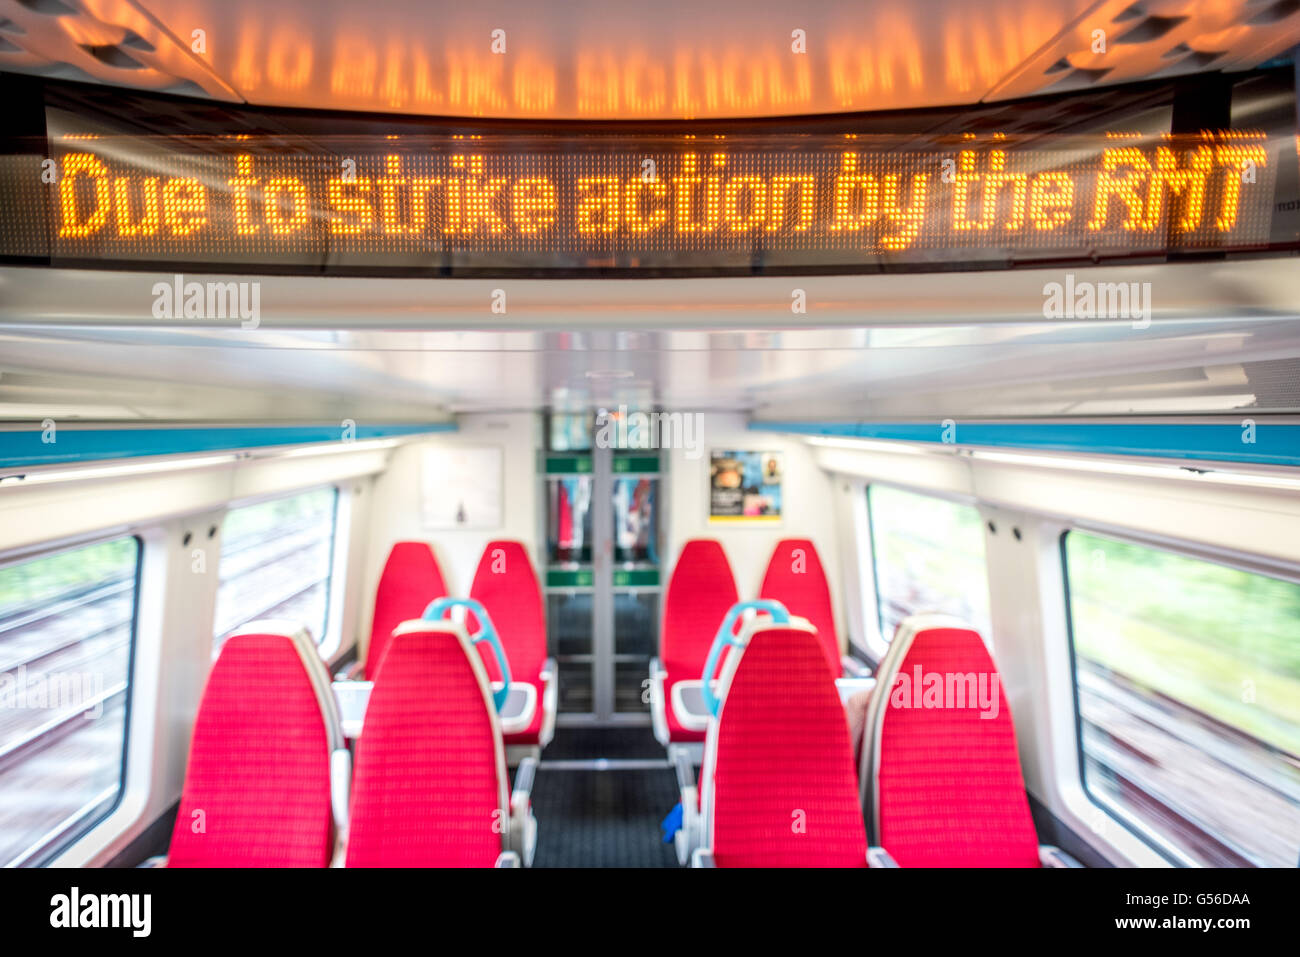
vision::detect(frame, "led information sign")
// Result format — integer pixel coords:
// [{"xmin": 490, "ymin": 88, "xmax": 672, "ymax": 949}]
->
[{"xmin": 0, "ymin": 132, "xmax": 1284, "ymax": 272}]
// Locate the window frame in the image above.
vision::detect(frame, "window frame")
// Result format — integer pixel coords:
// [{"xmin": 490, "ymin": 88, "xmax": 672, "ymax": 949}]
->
[
  {"xmin": 1059, "ymin": 522, "xmax": 1300, "ymax": 868},
  {"xmin": 842, "ymin": 476, "xmax": 880, "ymax": 663},
  {"xmin": 864, "ymin": 480, "xmax": 992, "ymax": 658},
  {"xmin": 0, "ymin": 531, "xmax": 143, "ymax": 867},
  {"xmin": 214, "ymin": 484, "xmax": 342, "ymax": 652},
  {"xmin": 864, "ymin": 483, "xmax": 886, "ymax": 660}
]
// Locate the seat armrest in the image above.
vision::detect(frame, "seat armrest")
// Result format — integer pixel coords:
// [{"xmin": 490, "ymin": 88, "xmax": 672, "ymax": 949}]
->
[
  {"xmin": 648, "ymin": 658, "xmax": 669, "ymax": 747},
  {"xmin": 329, "ymin": 747, "xmax": 352, "ymax": 866},
  {"xmin": 494, "ymin": 681, "xmax": 538, "ymax": 735},
  {"xmin": 509, "ymin": 757, "xmax": 539, "ymax": 866},
  {"xmin": 538, "ymin": 658, "xmax": 558, "ymax": 748},
  {"xmin": 840, "ymin": 655, "xmax": 871, "ymax": 678},
  {"xmin": 1039, "ymin": 845, "xmax": 1084, "ymax": 868},
  {"xmin": 495, "ymin": 851, "xmax": 521, "ymax": 868},
  {"xmin": 511, "ymin": 756, "xmax": 537, "ymax": 806},
  {"xmin": 690, "ymin": 848, "xmax": 716, "ymax": 868},
  {"xmin": 334, "ymin": 660, "xmax": 365, "ymax": 682},
  {"xmin": 673, "ymin": 746, "xmax": 695, "ymax": 794},
  {"xmin": 867, "ymin": 846, "xmax": 900, "ymax": 868},
  {"xmin": 672, "ymin": 748, "xmax": 702, "ymax": 866}
]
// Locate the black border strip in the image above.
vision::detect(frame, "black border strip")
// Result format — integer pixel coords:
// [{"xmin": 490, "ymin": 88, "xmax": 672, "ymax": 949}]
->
[{"xmin": 2, "ymin": 68, "xmax": 1293, "ymax": 279}]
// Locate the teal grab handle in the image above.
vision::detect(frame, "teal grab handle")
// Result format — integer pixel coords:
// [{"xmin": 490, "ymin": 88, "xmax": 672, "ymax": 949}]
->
[
  {"xmin": 699, "ymin": 600, "xmax": 790, "ymax": 718},
  {"xmin": 423, "ymin": 597, "xmax": 512, "ymax": 712}
]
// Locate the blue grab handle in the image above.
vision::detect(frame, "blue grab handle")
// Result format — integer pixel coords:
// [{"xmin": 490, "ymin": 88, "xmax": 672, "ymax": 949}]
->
[
  {"xmin": 422, "ymin": 597, "xmax": 512, "ymax": 712},
  {"xmin": 699, "ymin": 600, "xmax": 790, "ymax": 718}
]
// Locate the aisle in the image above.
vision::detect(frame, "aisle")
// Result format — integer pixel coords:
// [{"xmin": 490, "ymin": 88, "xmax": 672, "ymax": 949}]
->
[{"xmin": 528, "ymin": 729, "xmax": 681, "ymax": 868}]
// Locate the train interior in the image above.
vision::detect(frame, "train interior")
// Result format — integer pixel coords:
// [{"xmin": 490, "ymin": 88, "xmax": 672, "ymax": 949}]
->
[{"xmin": 0, "ymin": 0, "xmax": 1297, "ymax": 874}]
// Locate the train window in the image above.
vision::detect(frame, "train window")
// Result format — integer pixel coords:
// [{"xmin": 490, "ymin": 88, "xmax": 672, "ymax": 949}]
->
[
  {"xmin": 0, "ymin": 535, "xmax": 141, "ymax": 867},
  {"xmin": 212, "ymin": 487, "xmax": 340, "ymax": 651},
  {"xmin": 548, "ymin": 413, "xmax": 593, "ymax": 452},
  {"xmin": 1063, "ymin": 531, "xmax": 1300, "ymax": 867},
  {"xmin": 867, "ymin": 485, "xmax": 991, "ymax": 645}
]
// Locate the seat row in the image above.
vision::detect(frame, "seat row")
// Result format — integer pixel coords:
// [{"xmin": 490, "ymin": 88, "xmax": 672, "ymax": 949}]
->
[
  {"xmin": 650, "ymin": 537, "xmax": 855, "ymax": 754},
  {"xmin": 164, "ymin": 606, "xmax": 537, "ymax": 867},
  {"xmin": 355, "ymin": 539, "xmax": 556, "ymax": 759},
  {"xmin": 668, "ymin": 602, "xmax": 1081, "ymax": 868},
  {"xmin": 163, "ymin": 534, "xmax": 1076, "ymax": 867},
  {"xmin": 159, "ymin": 538, "xmax": 555, "ymax": 867}
]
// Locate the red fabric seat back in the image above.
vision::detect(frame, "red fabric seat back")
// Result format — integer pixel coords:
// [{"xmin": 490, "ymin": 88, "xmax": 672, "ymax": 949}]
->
[
  {"xmin": 468, "ymin": 540, "xmax": 547, "ymax": 683},
  {"xmin": 346, "ymin": 623, "xmax": 506, "ymax": 867},
  {"xmin": 662, "ymin": 540, "xmax": 739, "ymax": 687},
  {"xmin": 169, "ymin": 630, "xmax": 333, "ymax": 867},
  {"xmin": 366, "ymin": 541, "xmax": 448, "ymax": 679},
  {"xmin": 759, "ymin": 538, "xmax": 840, "ymax": 674},
  {"xmin": 706, "ymin": 623, "xmax": 867, "ymax": 867},
  {"xmin": 870, "ymin": 620, "xmax": 1041, "ymax": 867}
]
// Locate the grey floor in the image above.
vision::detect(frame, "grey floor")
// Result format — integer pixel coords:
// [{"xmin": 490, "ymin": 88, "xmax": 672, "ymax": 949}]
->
[{"xmin": 529, "ymin": 729, "xmax": 681, "ymax": 868}]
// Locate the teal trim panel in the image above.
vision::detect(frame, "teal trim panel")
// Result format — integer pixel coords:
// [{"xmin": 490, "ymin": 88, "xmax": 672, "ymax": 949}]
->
[
  {"xmin": 0, "ymin": 423, "xmax": 455, "ymax": 469},
  {"xmin": 748, "ymin": 421, "xmax": 1300, "ymax": 468}
]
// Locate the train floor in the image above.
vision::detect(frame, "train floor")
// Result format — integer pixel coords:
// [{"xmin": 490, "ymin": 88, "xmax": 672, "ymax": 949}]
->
[{"xmin": 529, "ymin": 728, "xmax": 681, "ymax": 868}]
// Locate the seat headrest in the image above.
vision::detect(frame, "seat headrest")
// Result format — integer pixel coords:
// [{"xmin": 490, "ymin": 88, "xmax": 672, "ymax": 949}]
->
[
  {"xmin": 760, "ymin": 538, "xmax": 839, "ymax": 673},
  {"xmin": 367, "ymin": 541, "xmax": 447, "ymax": 679},
  {"xmin": 469, "ymin": 540, "xmax": 546, "ymax": 680}
]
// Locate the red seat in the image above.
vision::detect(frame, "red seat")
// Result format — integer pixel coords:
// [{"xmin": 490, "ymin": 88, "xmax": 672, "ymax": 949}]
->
[
  {"xmin": 467, "ymin": 540, "xmax": 554, "ymax": 754},
  {"xmin": 168, "ymin": 621, "xmax": 346, "ymax": 868},
  {"xmin": 859, "ymin": 614, "xmax": 1044, "ymax": 867},
  {"xmin": 364, "ymin": 541, "xmax": 448, "ymax": 680},
  {"xmin": 692, "ymin": 616, "xmax": 868, "ymax": 867},
  {"xmin": 759, "ymin": 538, "xmax": 841, "ymax": 676},
  {"xmin": 651, "ymin": 539, "xmax": 739, "ymax": 748},
  {"xmin": 345, "ymin": 619, "xmax": 534, "ymax": 867}
]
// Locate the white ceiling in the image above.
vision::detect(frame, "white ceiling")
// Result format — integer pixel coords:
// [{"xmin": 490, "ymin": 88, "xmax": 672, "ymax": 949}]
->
[
  {"xmin": 1, "ymin": 3, "xmax": 1297, "ymax": 422},
  {"xmin": 3, "ymin": 258, "xmax": 1298, "ymax": 420},
  {"xmin": 0, "ymin": 0, "xmax": 1296, "ymax": 119},
  {"xmin": 2, "ymin": 314, "xmax": 1298, "ymax": 421}
]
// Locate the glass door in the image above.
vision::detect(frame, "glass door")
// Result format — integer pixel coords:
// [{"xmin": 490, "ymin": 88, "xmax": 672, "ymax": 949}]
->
[
  {"xmin": 611, "ymin": 461, "xmax": 662, "ymax": 715},
  {"xmin": 543, "ymin": 414, "xmax": 595, "ymax": 714},
  {"xmin": 543, "ymin": 411, "xmax": 662, "ymax": 724}
]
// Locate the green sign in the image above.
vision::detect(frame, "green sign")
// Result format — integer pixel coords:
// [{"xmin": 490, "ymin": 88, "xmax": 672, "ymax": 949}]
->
[
  {"xmin": 545, "ymin": 455, "xmax": 592, "ymax": 474},
  {"xmin": 612, "ymin": 567, "xmax": 660, "ymax": 588},
  {"xmin": 612, "ymin": 455, "xmax": 660, "ymax": 474},
  {"xmin": 547, "ymin": 567, "xmax": 594, "ymax": 588}
]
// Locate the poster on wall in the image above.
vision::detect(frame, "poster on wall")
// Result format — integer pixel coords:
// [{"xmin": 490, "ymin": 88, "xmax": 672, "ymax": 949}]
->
[
  {"xmin": 421, "ymin": 445, "xmax": 503, "ymax": 529},
  {"xmin": 709, "ymin": 450, "xmax": 783, "ymax": 522}
]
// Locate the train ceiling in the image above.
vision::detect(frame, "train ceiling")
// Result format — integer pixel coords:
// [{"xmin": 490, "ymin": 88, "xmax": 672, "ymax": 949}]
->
[
  {"xmin": 2, "ymin": 314, "xmax": 1299, "ymax": 421},
  {"xmin": 0, "ymin": 0, "xmax": 1297, "ymax": 120}
]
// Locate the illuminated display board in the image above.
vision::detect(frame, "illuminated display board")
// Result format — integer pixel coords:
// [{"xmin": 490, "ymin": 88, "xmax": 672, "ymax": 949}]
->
[{"xmin": 0, "ymin": 131, "xmax": 1287, "ymax": 273}]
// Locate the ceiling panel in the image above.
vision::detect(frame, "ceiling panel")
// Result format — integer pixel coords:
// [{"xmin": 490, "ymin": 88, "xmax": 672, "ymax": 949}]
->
[
  {"xmin": 11, "ymin": 0, "xmax": 1291, "ymax": 120},
  {"xmin": 986, "ymin": 0, "xmax": 1300, "ymax": 101},
  {"xmin": 3, "ymin": 0, "xmax": 1295, "ymax": 118},
  {"xmin": 3, "ymin": 258, "xmax": 1299, "ymax": 419},
  {"xmin": 0, "ymin": 0, "xmax": 237, "ymax": 98},
  {"xmin": 126, "ymin": 0, "xmax": 1093, "ymax": 117},
  {"xmin": 3, "ymin": 315, "xmax": 1298, "ymax": 421}
]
